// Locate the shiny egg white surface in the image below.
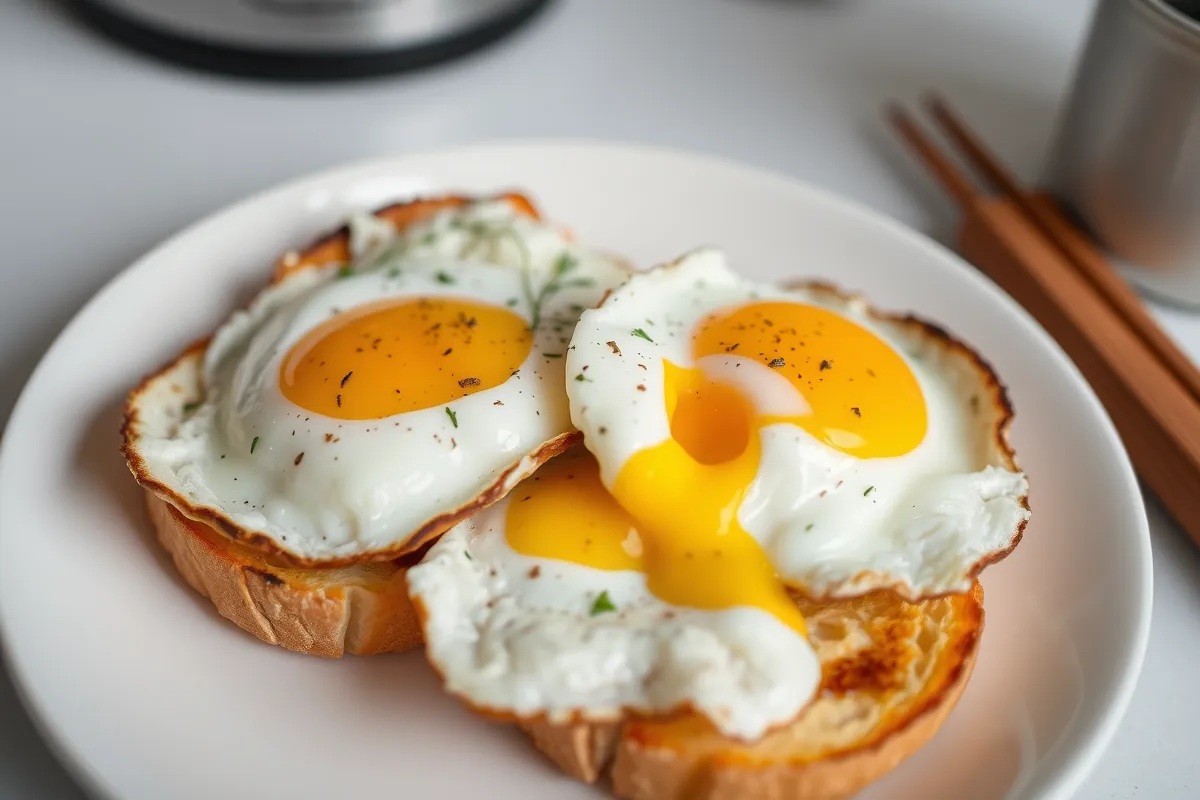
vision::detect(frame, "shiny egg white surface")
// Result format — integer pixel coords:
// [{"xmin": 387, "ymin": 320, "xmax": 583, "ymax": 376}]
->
[
  {"xmin": 566, "ymin": 248, "xmax": 1029, "ymax": 601},
  {"xmin": 125, "ymin": 199, "xmax": 628, "ymax": 562}
]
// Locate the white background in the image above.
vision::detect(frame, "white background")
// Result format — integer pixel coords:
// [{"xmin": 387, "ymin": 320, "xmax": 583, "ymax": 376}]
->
[{"xmin": 1, "ymin": 1, "xmax": 1197, "ymax": 797}]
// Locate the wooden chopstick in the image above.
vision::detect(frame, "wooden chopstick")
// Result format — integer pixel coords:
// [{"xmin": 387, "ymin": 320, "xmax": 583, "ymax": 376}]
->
[
  {"xmin": 887, "ymin": 100, "xmax": 1200, "ymax": 542},
  {"xmin": 923, "ymin": 93, "xmax": 1200, "ymax": 407},
  {"xmin": 885, "ymin": 104, "xmax": 981, "ymax": 207}
]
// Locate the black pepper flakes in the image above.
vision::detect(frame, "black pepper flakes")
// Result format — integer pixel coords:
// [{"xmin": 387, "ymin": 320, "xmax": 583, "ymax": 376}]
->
[
  {"xmin": 340, "ymin": 371, "xmax": 353, "ymax": 388},
  {"xmin": 458, "ymin": 377, "xmax": 481, "ymax": 388},
  {"xmin": 294, "ymin": 452, "xmax": 305, "ymax": 466},
  {"xmin": 851, "ymin": 407, "xmax": 861, "ymax": 417},
  {"xmin": 820, "ymin": 360, "xmax": 832, "ymax": 371},
  {"xmin": 768, "ymin": 358, "xmax": 785, "ymax": 368}
]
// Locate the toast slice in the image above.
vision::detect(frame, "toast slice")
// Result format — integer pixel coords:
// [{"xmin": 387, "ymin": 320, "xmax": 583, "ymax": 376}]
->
[
  {"xmin": 129, "ymin": 192, "xmax": 538, "ymax": 657},
  {"xmin": 520, "ymin": 584, "xmax": 983, "ymax": 799},
  {"xmin": 148, "ymin": 492, "xmax": 422, "ymax": 658}
]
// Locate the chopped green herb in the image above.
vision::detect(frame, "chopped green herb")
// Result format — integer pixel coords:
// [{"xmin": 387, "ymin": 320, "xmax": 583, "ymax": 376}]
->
[
  {"xmin": 574, "ymin": 373, "xmax": 592, "ymax": 382},
  {"xmin": 445, "ymin": 407, "xmax": 458, "ymax": 428},
  {"xmin": 590, "ymin": 591, "xmax": 616, "ymax": 616},
  {"xmin": 805, "ymin": 523, "xmax": 814, "ymax": 531},
  {"xmin": 527, "ymin": 251, "xmax": 581, "ymax": 331},
  {"xmin": 554, "ymin": 252, "xmax": 579, "ymax": 275},
  {"xmin": 336, "ymin": 265, "xmax": 355, "ymax": 279},
  {"xmin": 631, "ymin": 328, "xmax": 654, "ymax": 343},
  {"xmin": 387, "ymin": 266, "xmax": 400, "ymax": 278},
  {"xmin": 435, "ymin": 270, "xmax": 456, "ymax": 284},
  {"xmin": 863, "ymin": 486, "xmax": 875, "ymax": 497},
  {"xmin": 182, "ymin": 402, "xmax": 200, "ymax": 413},
  {"xmin": 645, "ymin": 318, "xmax": 655, "ymax": 326},
  {"xmin": 420, "ymin": 231, "xmax": 438, "ymax": 245},
  {"xmin": 250, "ymin": 436, "xmax": 260, "ymax": 454},
  {"xmin": 464, "ymin": 551, "xmax": 473, "ymax": 561},
  {"xmin": 543, "ymin": 353, "xmax": 563, "ymax": 358},
  {"xmin": 506, "ymin": 297, "xmax": 519, "ymax": 307}
]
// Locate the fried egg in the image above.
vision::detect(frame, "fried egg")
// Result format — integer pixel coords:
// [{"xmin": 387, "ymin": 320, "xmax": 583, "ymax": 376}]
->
[
  {"xmin": 564, "ymin": 248, "xmax": 1029, "ymax": 602},
  {"xmin": 124, "ymin": 199, "xmax": 628, "ymax": 564},
  {"xmin": 407, "ymin": 446, "xmax": 820, "ymax": 740}
]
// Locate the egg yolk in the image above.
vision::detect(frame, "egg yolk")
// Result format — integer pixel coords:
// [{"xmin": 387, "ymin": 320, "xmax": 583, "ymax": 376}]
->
[
  {"xmin": 689, "ymin": 301, "xmax": 926, "ymax": 457},
  {"xmin": 505, "ymin": 448, "xmax": 644, "ymax": 572},
  {"xmin": 280, "ymin": 297, "xmax": 531, "ymax": 420},
  {"xmin": 507, "ymin": 300, "xmax": 926, "ymax": 636}
]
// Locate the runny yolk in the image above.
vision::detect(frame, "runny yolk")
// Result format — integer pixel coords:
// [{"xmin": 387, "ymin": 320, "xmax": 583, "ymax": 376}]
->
[
  {"xmin": 507, "ymin": 300, "xmax": 927, "ymax": 637},
  {"xmin": 280, "ymin": 297, "xmax": 531, "ymax": 420},
  {"xmin": 505, "ymin": 449, "xmax": 644, "ymax": 572}
]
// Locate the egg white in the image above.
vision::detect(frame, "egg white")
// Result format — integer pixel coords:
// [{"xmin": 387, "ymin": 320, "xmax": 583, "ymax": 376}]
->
[
  {"xmin": 566, "ymin": 248, "xmax": 1029, "ymax": 600},
  {"xmin": 128, "ymin": 200, "xmax": 628, "ymax": 562},
  {"xmin": 407, "ymin": 498, "xmax": 820, "ymax": 741}
]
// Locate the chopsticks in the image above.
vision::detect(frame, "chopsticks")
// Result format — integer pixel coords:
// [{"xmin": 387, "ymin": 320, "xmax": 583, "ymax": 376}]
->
[
  {"xmin": 889, "ymin": 96, "xmax": 1200, "ymax": 543},
  {"xmin": 923, "ymin": 96, "xmax": 1200, "ymax": 405}
]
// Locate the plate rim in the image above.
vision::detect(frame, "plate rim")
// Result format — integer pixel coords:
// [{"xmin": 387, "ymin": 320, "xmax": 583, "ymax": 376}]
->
[{"xmin": 0, "ymin": 138, "xmax": 1153, "ymax": 800}]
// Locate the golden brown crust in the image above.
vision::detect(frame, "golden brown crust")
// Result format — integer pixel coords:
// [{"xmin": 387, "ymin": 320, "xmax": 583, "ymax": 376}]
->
[
  {"xmin": 147, "ymin": 492, "xmax": 422, "ymax": 657},
  {"xmin": 120, "ymin": 191, "xmax": 584, "ymax": 569},
  {"xmin": 518, "ymin": 585, "xmax": 984, "ymax": 799}
]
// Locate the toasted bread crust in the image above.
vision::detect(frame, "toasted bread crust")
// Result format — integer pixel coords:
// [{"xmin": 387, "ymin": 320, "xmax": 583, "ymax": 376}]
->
[
  {"xmin": 611, "ymin": 636, "xmax": 977, "ymax": 800},
  {"xmin": 147, "ymin": 492, "xmax": 422, "ymax": 657},
  {"xmin": 519, "ymin": 585, "xmax": 983, "ymax": 799}
]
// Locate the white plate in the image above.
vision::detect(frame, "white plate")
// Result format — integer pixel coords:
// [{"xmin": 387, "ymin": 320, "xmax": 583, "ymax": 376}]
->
[{"xmin": 0, "ymin": 142, "xmax": 1151, "ymax": 800}]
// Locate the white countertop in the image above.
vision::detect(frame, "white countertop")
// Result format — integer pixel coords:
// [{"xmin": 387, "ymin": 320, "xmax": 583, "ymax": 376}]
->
[{"xmin": 2, "ymin": 0, "xmax": 1198, "ymax": 797}]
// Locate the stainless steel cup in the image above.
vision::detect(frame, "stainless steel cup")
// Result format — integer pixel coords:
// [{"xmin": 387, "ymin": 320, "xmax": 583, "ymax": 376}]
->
[{"xmin": 1047, "ymin": 0, "xmax": 1200, "ymax": 306}]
